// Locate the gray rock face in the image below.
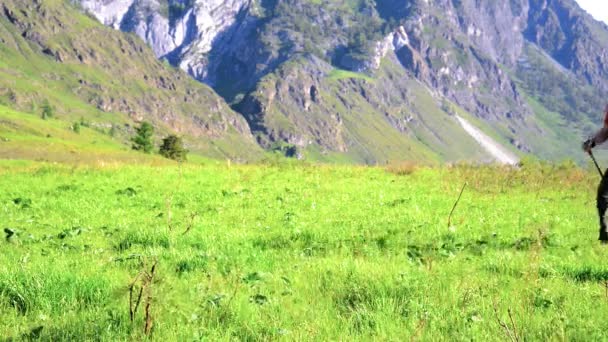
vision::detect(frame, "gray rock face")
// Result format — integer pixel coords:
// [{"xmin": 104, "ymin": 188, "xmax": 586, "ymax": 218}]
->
[
  {"xmin": 79, "ymin": 0, "xmax": 135, "ymax": 29},
  {"xmin": 77, "ymin": 0, "xmax": 608, "ymax": 163},
  {"xmin": 525, "ymin": 0, "xmax": 608, "ymax": 92},
  {"xmin": 78, "ymin": 0, "xmax": 608, "ymax": 95},
  {"xmin": 79, "ymin": 0, "xmax": 251, "ymax": 81},
  {"xmin": 442, "ymin": 0, "xmax": 530, "ymax": 66}
]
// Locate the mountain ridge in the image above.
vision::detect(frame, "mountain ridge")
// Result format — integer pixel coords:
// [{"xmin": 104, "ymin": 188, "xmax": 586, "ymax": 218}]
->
[
  {"xmin": 2, "ymin": 0, "xmax": 607, "ymax": 164},
  {"xmin": 76, "ymin": 0, "xmax": 608, "ymax": 164}
]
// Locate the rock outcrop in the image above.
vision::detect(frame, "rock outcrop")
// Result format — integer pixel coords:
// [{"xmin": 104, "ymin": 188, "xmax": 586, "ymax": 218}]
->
[
  {"xmin": 76, "ymin": 0, "xmax": 608, "ymax": 164},
  {"xmin": 80, "ymin": 0, "xmax": 252, "ymax": 82}
]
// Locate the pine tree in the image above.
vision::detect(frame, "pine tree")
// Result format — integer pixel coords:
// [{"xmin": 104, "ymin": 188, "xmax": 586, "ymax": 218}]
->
[
  {"xmin": 132, "ymin": 122, "xmax": 154, "ymax": 153},
  {"xmin": 41, "ymin": 99, "xmax": 54, "ymax": 119}
]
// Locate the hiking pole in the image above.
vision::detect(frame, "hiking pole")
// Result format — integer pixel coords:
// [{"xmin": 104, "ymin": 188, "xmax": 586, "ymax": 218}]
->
[{"xmin": 589, "ymin": 150, "xmax": 604, "ymax": 177}]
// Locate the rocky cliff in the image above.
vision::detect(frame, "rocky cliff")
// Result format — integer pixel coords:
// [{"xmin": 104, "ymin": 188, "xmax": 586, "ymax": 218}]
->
[
  {"xmin": 77, "ymin": 0, "xmax": 608, "ymax": 163},
  {"xmin": 79, "ymin": 0, "xmax": 255, "ymax": 87}
]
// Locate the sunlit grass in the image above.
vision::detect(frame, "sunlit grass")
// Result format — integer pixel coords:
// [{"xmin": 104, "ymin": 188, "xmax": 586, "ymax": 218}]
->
[{"xmin": 0, "ymin": 159, "xmax": 605, "ymax": 339}]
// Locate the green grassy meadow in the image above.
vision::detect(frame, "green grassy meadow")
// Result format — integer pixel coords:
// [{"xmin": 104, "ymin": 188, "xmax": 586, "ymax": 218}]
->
[{"xmin": 2, "ymin": 159, "xmax": 608, "ymax": 340}]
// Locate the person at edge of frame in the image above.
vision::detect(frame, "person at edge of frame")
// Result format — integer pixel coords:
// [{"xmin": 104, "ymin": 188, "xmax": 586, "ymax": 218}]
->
[{"xmin": 583, "ymin": 104, "xmax": 608, "ymax": 244}]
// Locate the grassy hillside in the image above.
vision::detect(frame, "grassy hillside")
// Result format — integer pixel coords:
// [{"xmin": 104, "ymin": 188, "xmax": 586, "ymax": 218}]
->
[
  {"xmin": 0, "ymin": 0, "xmax": 263, "ymax": 161},
  {"xmin": 240, "ymin": 55, "xmax": 508, "ymax": 164},
  {"xmin": 1, "ymin": 160, "xmax": 607, "ymax": 339},
  {"xmin": 0, "ymin": 104, "xmax": 188, "ymax": 165}
]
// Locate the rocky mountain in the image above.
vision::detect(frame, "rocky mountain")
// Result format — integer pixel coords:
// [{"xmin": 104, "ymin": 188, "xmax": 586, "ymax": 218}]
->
[
  {"xmin": 15, "ymin": 0, "xmax": 608, "ymax": 164},
  {"xmin": 0, "ymin": 0, "xmax": 263, "ymax": 161}
]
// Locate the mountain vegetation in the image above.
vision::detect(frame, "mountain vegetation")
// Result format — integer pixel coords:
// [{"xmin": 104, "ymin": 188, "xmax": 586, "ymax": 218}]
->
[
  {"xmin": 131, "ymin": 122, "xmax": 155, "ymax": 153},
  {"xmin": 159, "ymin": 134, "xmax": 188, "ymax": 161},
  {"xmin": 2, "ymin": 0, "xmax": 608, "ymax": 164},
  {"xmin": 76, "ymin": 0, "xmax": 608, "ymax": 164},
  {"xmin": 0, "ymin": 0, "xmax": 263, "ymax": 163}
]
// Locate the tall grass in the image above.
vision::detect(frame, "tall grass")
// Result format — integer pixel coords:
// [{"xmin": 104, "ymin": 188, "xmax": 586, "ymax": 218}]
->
[{"xmin": 0, "ymin": 160, "xmax": 605, "ymax": 339}]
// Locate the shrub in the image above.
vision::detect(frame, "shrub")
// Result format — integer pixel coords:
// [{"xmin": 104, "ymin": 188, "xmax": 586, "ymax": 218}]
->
[
  {"xmin": 79, "ymin": 117, "xmax": 90, "ymax": 127},
  {"xmin": 72, "ymin": 122, "xmax": 80, "ymax": 133},
  {"xmin": 108, "ymin": 125, "xmax": 116, "ymax": 137},
  {"xmin": 131, "ymin": 122, "xmax": 154, "ymax": 153},
  {"xmin": 41, "ymin": 99, "xmax": 54, "ymax": 119},
  {"xmin": 159, "ymin": 134, "xmax": 187, "ymax": 162},
  {"xmin": 270, "ymin": 141, "xmax": 298, "ymax": 158}
]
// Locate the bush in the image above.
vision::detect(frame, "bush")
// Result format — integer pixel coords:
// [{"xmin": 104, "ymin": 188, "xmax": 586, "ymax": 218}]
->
[
  {"xmin": 270, "ymin": 141, "xmax": 298, "ymax": 158},
  {"xmin": 131, "ymin": 122, "xmax": 154, "ymax": 153},
  {"xmin": 159, "ymin": 135, "xmax": 187, "ymax": 162},
  {"xmin": 41, "ymin": 99, "xmax": 54, "ymax": 120}
]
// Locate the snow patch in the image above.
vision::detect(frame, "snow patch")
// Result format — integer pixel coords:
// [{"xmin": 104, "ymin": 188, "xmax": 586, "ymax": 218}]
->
[{"xmin": 455, "ymin": 115, "xmax": 519, "ymax": 165}]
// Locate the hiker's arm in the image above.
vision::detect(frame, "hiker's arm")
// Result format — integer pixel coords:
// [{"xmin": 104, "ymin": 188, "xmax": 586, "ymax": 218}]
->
[
  {"xmin": 584, "ymin": 127, "xmax": 608, "ymax": 152},
  {"xmin": 596, "ymin": 127, "xmax": 608, "ymax": 146}
]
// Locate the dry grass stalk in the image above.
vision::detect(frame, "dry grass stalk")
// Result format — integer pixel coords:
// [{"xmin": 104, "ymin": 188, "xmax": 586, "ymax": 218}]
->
[
  {"xmin": 410, "ymin": 318, "xmax": 427, "ymax": 342},
  {"xmin": 182, "ymin": 212, "xmax": 198, "ymax": 236},
  {"xmin": 128, "ymin": 273, "xmax": 144, "ymax": 323},
  {"xmin": 127, "ymin": 260, "xmax": 158, "ymax": 336},
  {"xmin": 144, "ymin": 261, "xmax": 157, "ymax": 335},
  {"xmin": 448, "ymin": 182, "xmax": 467, "ymax": 228},
  {"xmin": 493, "ymin": 299, "xmax": 520, "ymax": 342},
  {"xmin": 225, "ymin": 270, "xmax": 242, "ymax": 309},
  {"xmin": 507, "ymin": 308, "xmax": 520, "ymax": 342}
]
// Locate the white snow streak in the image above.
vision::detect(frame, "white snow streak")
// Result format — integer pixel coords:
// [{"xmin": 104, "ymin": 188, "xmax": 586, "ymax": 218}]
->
[{"xmin": 455, "ymin": 115, "xmax": 519, "ymax": 165}]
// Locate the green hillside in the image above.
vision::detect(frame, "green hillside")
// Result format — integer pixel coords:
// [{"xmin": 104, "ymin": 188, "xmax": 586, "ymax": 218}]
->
[
  {"xmin": 0, "ymin": 104, "xmax": 186, "ymax": 164},
  {"xmin": 239, "ymin": 53, "xmax": 528, "ymax": 164},
  {"xmin": 0, "ymin": 0, "xmax": 263, "ymax": 162}
]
